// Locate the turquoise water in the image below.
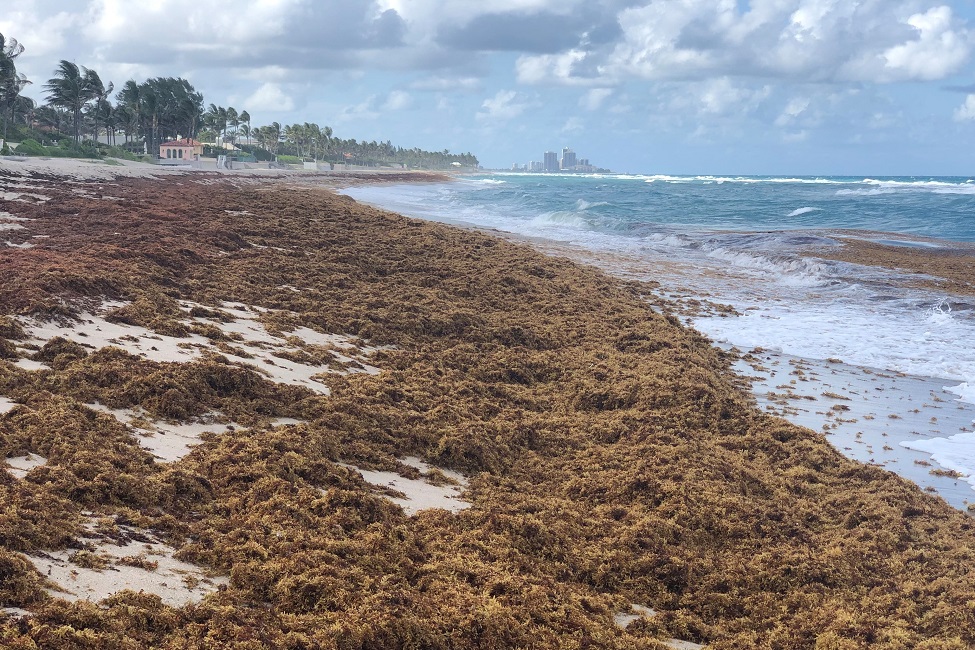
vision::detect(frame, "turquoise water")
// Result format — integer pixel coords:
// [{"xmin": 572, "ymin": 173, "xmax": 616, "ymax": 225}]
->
[{"xmin": 348, "ymin": 174, "xmax": 975, "ymax": 242}]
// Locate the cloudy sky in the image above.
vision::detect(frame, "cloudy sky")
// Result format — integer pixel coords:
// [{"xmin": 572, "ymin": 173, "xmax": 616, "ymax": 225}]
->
[{"xmin": 5, "ymin": 0, "xmax": 975, "ymax": 174}]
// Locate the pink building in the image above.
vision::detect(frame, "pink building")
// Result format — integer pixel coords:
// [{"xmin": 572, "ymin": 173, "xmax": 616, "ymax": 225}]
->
[{"xmin": 159, "ymin": 138, "xmax": 203, "ymax": 161}]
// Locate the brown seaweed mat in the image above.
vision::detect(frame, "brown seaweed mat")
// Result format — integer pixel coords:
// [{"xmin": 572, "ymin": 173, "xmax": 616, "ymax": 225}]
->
[{"xmin": 1, "ymin": 169, "xmax": 974, "ymax": 649}]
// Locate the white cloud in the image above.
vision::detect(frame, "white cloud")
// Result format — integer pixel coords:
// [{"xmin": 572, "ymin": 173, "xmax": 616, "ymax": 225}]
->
[
  {"xmin": 243, "ymin": 82, "xmax": 296, "ymax": 112},
  {"xmin": 516, "ymin": 49, "xmax": 595, "ymax": 86},
  {"xmin": 697, "ymin": 78, "xmax": 770, "ymax": 115},
  {"xmin": 882, "ymin": 6, "xmax": 970, "ymax": 81},
  {"xmin": 85, "ymin": 0, "xmax": 296, "ymax": 46},
  {"xmin": 0, "ymin": 5, "xmax": 77, "ymax": 59},
  {"xmin": 517, "ymin": 1, "xmax": 974, "ymax": 86},
  {"xmin": 476, "ymin": 89, "xmax": 532, "ymax": 122},
  {"xmin": 561, "ymin": 116, "xmax": 584, "ymax": 133},
  {"xmin": 953, "ymin": 94, "xmax": 975, "ymax": 121},
  {"xmin": 410, "ymin": 76, "xmax": 481, "ymax": 91},
  {"xmin": 337, "ymin": 96, "xmax": 381, "ymax": 122},
  {"xmin": 580, "ymin": 88, "xmax": 613, "ymax": 111},
  {"xmin": 775, "ymin": 97, "xmax": 811, "ymax": 127},
  {"xmin": 383, "ymin": 90, "xmax": 411, "ymax": 110}
]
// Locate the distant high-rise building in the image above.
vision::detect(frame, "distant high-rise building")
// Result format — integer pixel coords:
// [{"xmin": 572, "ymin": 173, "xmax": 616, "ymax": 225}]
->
[
  {"xmin": 530, "ymin": 161, "xmax": 543, "ymax": 172},
  {"xmin": 543, "ymin": 151, "xmax": 558, "ymax": 172},
  {"xmin": 560, "ymin": 147, "xmax": 577, "ymax": 170}
]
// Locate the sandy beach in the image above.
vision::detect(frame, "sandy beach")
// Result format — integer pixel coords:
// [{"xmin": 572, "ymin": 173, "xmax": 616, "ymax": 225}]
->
[{"xmin": 3, "ymin": 157, "xmax": 975, "ymax": 649}]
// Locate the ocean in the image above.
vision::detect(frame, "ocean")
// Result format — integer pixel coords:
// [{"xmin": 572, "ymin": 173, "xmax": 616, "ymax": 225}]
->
[{"xmin": 342, "ymin": 174, "xmax": 975, "ymax": 510}]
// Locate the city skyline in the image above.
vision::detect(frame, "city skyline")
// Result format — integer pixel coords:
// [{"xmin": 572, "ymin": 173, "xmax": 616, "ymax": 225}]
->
[{"xmin": 511, "ymin": 145, "xmax": 603, "ymax": 173}]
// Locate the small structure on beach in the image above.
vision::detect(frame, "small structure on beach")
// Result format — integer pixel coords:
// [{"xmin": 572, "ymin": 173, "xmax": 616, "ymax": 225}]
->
[{"xmin": 159, "ymin": 138, "xmax": 203, "ymax": 162}]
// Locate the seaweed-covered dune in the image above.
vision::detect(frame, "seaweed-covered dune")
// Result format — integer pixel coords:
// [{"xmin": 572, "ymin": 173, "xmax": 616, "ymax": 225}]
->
[{"xmin": 1, "ymin": 165, "xmax": 974, "ymax": 649}]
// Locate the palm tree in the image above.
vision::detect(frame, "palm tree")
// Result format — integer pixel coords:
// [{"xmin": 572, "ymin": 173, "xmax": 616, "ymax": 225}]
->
[
  {"xmin": 44, "ymin": 60, "xmax": 98, "ymax": 142},
  {"xmin": 204, "ymin": 103, "xmax": 228, "ymax": 142},
  {"xmin": 116, "ymin": 77, "xmax": 202, "ymax": 154},
  {"xmin": 1, "ymin": 32, "xmax": 28, "ymax": 143},
  {"xmin": 84, "ymin": 68, "xmax": 113, "ymax": 142},
  {"xmin": 11, "ymin": 95, "xmax": 35, "ymax": 127},
  {"xmin": 255, "ymin": 122, "xmax": 281, "ymax": 155},
  {"xmin": 117, "ymin": 79, "xmax": 141, "ymax": 145},
  {"xmin": 239, "ymin": 110, "xmax": 250, "ymax": 143},
  {"xmin": 226, "ymin": 106, "xmax": 238, "ymax": 145}
]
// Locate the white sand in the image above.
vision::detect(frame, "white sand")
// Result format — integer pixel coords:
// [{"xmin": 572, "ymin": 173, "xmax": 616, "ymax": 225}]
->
[
  {"xmin": 4, "ymin": 453, "xmax": 47, "ymax": 479},
  {"xmin": 1, "ymin": 156, "xmax": 170, "ymax": 181},
  {"xmin": 15, "ymin": 299, "xmax": 382, "ymax": 397},
  {"xmin": 28, "ymin": 517, "xmax": 226, "ymax": 607},
  {"xmin": 0, "ymin": 396, "xmax": 16, "ymax": 414},
  {"xmin": 0, "ymin": 190, "xmax": 50, "ymax": 202},
  {"xmin": 11, "ymin": 359, "xmax": 49, "ymax": 371},
  {"xmin": 1, "ymin": 607, "xmax": 31, "ymax": 618},
  {"xmin": 87, "ymin": 402, "xmax": 306, "ymax": 462},
  {"xmin": 613, "ymin": 604, "xmax": 705, "ymax": 648},
  {"xmin": 342, "ymin": 456, "xmax": 469, "ymax": 515},
  {"xmin": 613, "ymin": 603, "xmax": 657, "ymax": 628}
]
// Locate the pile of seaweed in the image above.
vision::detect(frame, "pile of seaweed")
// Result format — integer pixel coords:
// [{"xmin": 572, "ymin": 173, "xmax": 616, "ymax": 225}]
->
[{"xmin": 1, "ymin": 167, "xmax": 974, "ymax": 649}]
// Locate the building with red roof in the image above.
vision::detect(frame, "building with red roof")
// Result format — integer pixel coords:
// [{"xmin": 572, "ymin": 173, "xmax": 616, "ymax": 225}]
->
[{"xmin": 159, "ymin": 138, "xmax": 203, "ymax": 162}]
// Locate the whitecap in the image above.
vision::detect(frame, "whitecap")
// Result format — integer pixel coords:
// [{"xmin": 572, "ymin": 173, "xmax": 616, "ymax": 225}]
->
[
  {"xmin": 575, "ymin": 199, "xmax": 610, "ymax": 210},
  {"xmin": 787, "ymin": 207, "xmax": 821, "ymax": 217},
  {"xmin": 468, "ymin": 178, "xmax": 506, "ymax": 185}
]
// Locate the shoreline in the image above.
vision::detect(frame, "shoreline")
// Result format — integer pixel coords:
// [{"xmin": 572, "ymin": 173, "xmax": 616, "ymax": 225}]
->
[
  {"xmin": 4, "ymin": 160, "xmax": 975, "ymax": 647},
  {"xmin": 338, "ymin": 181, "xmax": 975, "ymax": 512}
]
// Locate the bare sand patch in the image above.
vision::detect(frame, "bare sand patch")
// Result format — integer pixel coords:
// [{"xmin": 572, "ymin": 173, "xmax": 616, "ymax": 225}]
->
[
  {"xmin": 1, "ymin": 157, "xmax": 170, "ymax": 181},
  {"xmin": 343, "ymin": 456, "xmax": 469, "ymax": 514},
  {"xmin": 10, "ymin": 358, "xmax": 49, "ymax": 371},
  {"xmin": 613, "ymin": 604, "xmax": 705, "ymax": 648},
  {"xmin": 87, "ymin": 402, "xmax": 306, "ymax": 462},
  {"xmin": 4, "ymin": 453, "xmax": 47, "ymax": 479},
  {"xmin": 613, "ymin": 603, "xmax": 657, "ymax": 628},
  {"xmin": 15, "ymin": 299, "xmax": 382, "ymax": 396},
  {"xmin": 28, "ymin": 516, "xmax": 226, "ymax": 607},
  {"xmin": 0, "ymin": 191, "xmax": 50, "ymax": 202},
  {"xmin": 0, "ymin": 396, "xmax": 16, "ymax": 414}
]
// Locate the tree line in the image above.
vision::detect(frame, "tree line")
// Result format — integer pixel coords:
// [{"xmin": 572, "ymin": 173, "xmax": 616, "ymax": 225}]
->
[{"xmin": 0, "ymin": 32, "xmax": 478, "ymax": 169}]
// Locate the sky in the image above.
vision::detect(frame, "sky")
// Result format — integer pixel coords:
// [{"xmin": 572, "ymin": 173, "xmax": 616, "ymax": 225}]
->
[{"xmin": 5, "ymin": 0, "xmax": 975, "ymax": 175}]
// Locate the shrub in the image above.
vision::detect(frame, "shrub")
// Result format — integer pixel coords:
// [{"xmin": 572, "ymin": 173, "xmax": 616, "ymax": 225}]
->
[{"xmin": 12, "ymin": 139, "xmax": 46, "ymax": 156}]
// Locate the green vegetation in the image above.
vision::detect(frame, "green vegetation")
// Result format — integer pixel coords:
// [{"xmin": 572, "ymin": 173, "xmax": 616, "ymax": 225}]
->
[{"xmin": 0, "ymin": 30, "xmax": 477, "ymax": 168}]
